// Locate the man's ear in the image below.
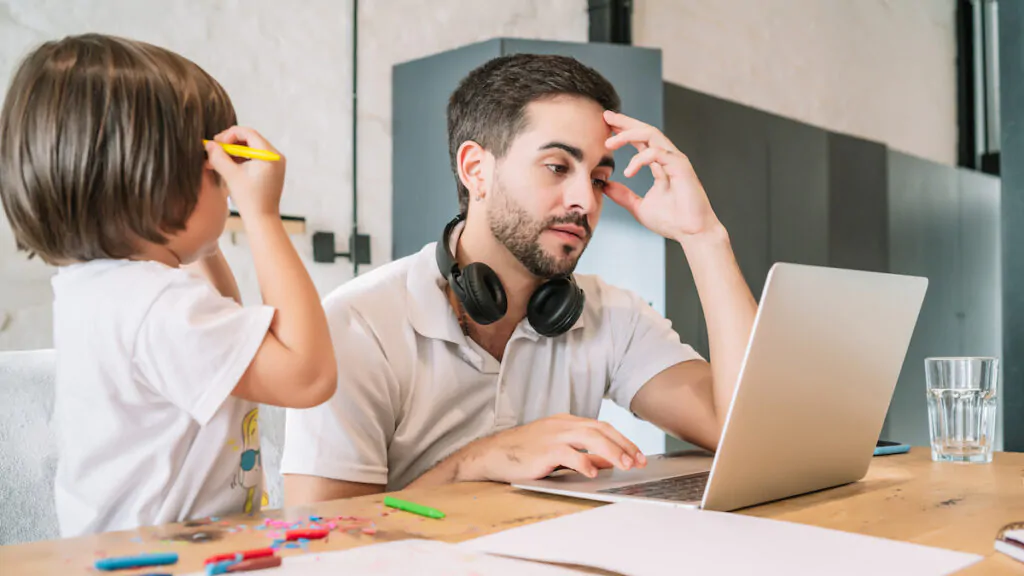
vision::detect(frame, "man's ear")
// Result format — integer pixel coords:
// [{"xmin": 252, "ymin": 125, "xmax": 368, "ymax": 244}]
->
[{"xmin": 457, "ymin": 140, "xmax": 492, "ymax": 200}]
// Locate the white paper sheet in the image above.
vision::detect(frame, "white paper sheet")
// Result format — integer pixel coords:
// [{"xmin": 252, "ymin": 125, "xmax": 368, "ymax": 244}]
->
[
  {"xmin": 183, "ymin": 539, "xmax": 585, "ymax": 575},
  {"xmin": 462, "ymin": 502, "xmax": 982, "ymax": 576}
]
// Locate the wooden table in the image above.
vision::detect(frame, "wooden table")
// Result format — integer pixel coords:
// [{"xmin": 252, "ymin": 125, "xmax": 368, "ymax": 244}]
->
[{"xmin": 1, "ymin": 448, "xmax": 1021, "ymax": 575}]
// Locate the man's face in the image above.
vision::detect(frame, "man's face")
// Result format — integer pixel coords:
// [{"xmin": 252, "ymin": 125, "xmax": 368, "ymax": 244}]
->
[{"xmin": 484, "ymin": 96, "xmax": 614, "ymax": 278}]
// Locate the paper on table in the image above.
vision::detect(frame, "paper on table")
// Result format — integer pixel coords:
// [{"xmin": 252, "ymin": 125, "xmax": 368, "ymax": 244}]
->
[
  {"xmin": 462, "ymin": 502, "xmax": 982, "ymax": 576},
  {"xmin": 182, "ymin": 539, "xmax": 586, "ymax": 575}
]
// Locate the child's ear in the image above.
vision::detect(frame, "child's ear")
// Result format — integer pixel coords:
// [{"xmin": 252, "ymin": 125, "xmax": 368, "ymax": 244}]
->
[{"xmin": 200, "ymin": 163, "xmax": 228, "ymax": 192}]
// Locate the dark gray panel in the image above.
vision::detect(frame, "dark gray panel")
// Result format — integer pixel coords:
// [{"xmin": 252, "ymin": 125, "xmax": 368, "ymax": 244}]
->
[
  {"xmin": 696, "ymin": 101, "xmax": 770, "ymax": 299},
  {"xmin": 959, "ymin": 170, "xmax": 1002, "ymax": 356},
  {"xmin": 662, "ymin": 84, "xmax": 704, "ymax": 353},
  {"xmin": 392, "ymin": 40, "xmax": 502, "ymax": 259},
  {"xmin": 828, "ymin": 133, "xmax": 889, "ymax": 273},
  {"xmin": 663, "ymin": 83, "xmax": 830, "ymax": 359},
  {"xmin": 663, "ymin": 85, "xmax": 769, "ymax": 295},
  {"xmin": 664, "ymin": 236, "xmax": 699, "ymax": 356},
  {"xmin": 501, "ymin": 40, "xmax": 667, "ymax": 313},
  {"xmin": 885, "ymin": 151, "xmax": 961, "ymax": 447},
  {"xmin": 765, "ymin": 117, "xmax": 829, "ymax": 266},
  {"xmin": 959, "ymin": 168, "xmax": 1003, "ymax": 448},
  {"xmin": 662, "ymin": 83, "xmax": 768, "ymax": 358},
  {"xmin": 999, "ymin": 0, "xmax": 1024, "ymax": 450}
]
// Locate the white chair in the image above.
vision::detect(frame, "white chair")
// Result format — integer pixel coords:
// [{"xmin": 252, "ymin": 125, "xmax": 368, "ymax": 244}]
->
[{"xmin": 0, "ymin": 349, "xmax": 60, "ymax": 544}]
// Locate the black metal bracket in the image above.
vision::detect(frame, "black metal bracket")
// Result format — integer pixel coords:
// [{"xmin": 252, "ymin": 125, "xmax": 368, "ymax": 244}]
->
[
  {"xmin": 588, "ymin": 0, "xmax": 633, "ymax": 45},
  {"xmin": 312, "ymin": 230, "xmax": 371, "ymax": 265}
]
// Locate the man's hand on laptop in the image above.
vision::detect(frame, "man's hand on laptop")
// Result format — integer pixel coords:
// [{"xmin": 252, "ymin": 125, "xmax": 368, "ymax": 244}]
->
[{"xmin": 457, "ymin": 414, "xmax": 647, "ymax": 483}]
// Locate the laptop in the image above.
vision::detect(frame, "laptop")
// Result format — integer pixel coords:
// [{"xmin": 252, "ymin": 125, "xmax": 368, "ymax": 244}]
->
[{"xmin": 515, "ymin": 263, "xmax": 928, "ymax": 512}]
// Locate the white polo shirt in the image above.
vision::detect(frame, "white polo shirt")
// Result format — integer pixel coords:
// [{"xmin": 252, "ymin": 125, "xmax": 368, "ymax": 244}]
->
[{"xmin": 282, "ymin": 243, "xmax": 702, "ymax": 490}]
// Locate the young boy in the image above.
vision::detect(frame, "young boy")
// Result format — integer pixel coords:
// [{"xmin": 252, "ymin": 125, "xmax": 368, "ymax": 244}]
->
[{"xmin": 0, "ymin": 34, "xmax": 338, "ymax": 536}]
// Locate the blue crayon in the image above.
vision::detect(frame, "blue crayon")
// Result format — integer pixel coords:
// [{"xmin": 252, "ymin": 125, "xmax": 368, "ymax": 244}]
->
[{"xmin": 94, "ymin": 552, "xmax": 178, "ymax": 571}]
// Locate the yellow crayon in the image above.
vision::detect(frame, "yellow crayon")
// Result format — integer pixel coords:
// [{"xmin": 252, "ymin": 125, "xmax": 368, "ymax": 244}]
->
[{"xmin": 203, "ymin": 140, "xmax": 280, "ymax": 162}]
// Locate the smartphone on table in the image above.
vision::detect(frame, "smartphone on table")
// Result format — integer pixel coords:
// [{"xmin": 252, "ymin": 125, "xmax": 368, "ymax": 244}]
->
[{"xmin": 874, "ymin": 439, "xmax": 911, "ymax": 456}]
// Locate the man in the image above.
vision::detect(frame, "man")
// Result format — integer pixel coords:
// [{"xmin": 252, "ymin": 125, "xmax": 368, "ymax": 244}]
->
[{"xmin": 281, "ymin": 54, "xmax": 757, "ymax": 503}]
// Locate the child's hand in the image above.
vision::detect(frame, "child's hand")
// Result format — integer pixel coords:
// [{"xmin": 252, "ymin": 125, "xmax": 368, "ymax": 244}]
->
[{"xmin": 205, "ymin": 127, "xmax": 286, "ymax": 218}]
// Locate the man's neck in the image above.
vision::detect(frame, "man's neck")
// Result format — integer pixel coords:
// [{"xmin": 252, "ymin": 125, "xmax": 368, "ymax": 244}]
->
[
  {"xmin": 450, "ymin": 216, "xmax": 542, "ymax": 359},
  {"xmin": 445, "ymin": 284, "xmax": 515, "ymax": 362}
]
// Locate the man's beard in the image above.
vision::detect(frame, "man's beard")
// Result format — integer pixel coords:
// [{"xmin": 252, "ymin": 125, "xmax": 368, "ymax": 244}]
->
[{"xmin": 487, "ymin": 178, "xmax": 592, "ymax": 278}]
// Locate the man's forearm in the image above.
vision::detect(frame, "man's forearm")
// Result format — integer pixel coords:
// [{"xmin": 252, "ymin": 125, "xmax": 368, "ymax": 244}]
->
[
  {"xmin": 406, "ymin": 441, "xmax": 487, "ymax": 489},
  {"xmin": 677, "ymin": 224, "xmax": 757, "ymax": 427}
]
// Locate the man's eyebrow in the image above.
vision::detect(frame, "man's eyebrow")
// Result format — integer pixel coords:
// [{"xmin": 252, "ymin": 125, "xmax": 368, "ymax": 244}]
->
[
  {"xmin": 539, "ymin": 142, "xmax": 583, "ymax": 161},
  {"xmin": 540, "ymin": 142, "xmax": 616, "ymax": 171}
]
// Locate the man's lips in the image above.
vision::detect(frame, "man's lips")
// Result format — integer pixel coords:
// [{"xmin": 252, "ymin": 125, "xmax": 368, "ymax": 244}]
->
[{"xmin": 548, "ymin": 224, "xmax": 587, "ymax": 240}]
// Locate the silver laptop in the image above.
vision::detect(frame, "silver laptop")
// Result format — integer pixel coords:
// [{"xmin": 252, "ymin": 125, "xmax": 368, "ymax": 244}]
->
[{"xmin": 515, "ymin": 263, "xmax": 927, "ymax": 512}]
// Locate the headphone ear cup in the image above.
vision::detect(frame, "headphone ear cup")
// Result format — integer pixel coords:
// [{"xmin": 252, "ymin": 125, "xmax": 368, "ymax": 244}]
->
[
  {"xmin": 527, "ymin": 277, "xmax": 585, "ymax": 337},
  {"xmin": 458, "ymin": 263, "xmax": 507, "ymax": 325}
]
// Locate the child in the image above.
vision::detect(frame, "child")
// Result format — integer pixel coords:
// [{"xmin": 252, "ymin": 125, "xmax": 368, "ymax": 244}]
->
[{"xmin": 0, "ymin": 34, "xmax": 338, "ymax": 536}]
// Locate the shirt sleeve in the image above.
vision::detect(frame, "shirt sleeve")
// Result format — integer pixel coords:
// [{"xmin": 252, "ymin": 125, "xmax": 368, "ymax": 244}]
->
[
  {"xmin": 606, "ymin": 285, "xmax": 704, "ymax": 411},
  {"xmin": 281, "ymin": 302, "xmax": 399, "ymax": 486},
  {"xmin": 133, "ymin": 275, "xmax": 274, "ymax": 426}
]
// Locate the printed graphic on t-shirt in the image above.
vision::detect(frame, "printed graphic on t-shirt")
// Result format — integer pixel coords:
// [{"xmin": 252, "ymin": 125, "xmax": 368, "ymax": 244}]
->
[{"xmin": 229, "ymin": 407, "xmax": 262, "ymax": 513}]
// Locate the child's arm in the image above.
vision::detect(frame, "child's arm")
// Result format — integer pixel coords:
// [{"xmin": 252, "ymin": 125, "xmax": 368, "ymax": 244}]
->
[
  {"xmin": 188, "ymin": 249, "xmax": 242, "ymax": 305},
  {"xmin": 205, "ymin": 129, "xmax": 337, "ymax": 409}
]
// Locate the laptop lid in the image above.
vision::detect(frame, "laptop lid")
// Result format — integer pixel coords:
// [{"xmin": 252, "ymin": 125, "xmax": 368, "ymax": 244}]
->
[{"xmin": 700, "ymin": 263, "xmax": 927, "ymax": 511}]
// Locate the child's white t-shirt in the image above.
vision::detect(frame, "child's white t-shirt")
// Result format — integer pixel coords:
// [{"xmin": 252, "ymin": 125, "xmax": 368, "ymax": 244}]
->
[{"xmin": 51, "ymin": 259, "xmax": 275, "ymax": 537}]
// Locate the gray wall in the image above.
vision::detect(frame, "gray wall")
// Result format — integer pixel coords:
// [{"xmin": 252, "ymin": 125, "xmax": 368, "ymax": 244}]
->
[
  {"xmin": 1000, "ymin": 0, "xmax": 1024, "ymax": 450},
  {"xmin": 663, "ymin": 82, "xmax": 1003, "ymax": 449},
  {"xmin": 886, "ymin": 152, "xmax": 1002, "ymax": 447}
]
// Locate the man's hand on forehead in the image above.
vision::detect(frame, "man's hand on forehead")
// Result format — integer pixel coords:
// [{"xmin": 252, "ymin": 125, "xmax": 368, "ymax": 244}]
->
[{"xmin": 601, "ymin": 110, "xmax": 723, "ymax": 242}]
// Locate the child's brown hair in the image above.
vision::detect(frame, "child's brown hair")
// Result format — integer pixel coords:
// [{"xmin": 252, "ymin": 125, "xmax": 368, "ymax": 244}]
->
[{"xmin": 0, "ymin": 34, "xmax": 236, "ymax": 264}]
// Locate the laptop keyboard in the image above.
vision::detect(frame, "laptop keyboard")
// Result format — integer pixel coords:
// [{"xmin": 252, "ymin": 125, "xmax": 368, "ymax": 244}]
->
[{"xmin": 597, "ymin": 471, "xmax": 710, "ymax": 502}]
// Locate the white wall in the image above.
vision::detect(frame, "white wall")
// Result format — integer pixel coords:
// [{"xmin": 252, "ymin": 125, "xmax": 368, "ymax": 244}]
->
[{"xmin": 635, "ymin": 0, "xmax": 958, "ymax": 165}]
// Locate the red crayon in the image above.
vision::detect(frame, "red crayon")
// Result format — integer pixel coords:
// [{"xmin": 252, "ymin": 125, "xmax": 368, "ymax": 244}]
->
[
  {"xmin": 204, "ymin": 548, "xmax": 275, "ymax": 565},
  {"xmin": 285, "ymin": 529, "xmax": 329, "ymax": 541}
]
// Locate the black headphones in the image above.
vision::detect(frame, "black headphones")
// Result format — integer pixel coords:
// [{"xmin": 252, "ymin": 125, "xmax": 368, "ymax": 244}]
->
[{"xmin": 435, "ymin": 214, "xmax": 585, "ymax": 337}]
